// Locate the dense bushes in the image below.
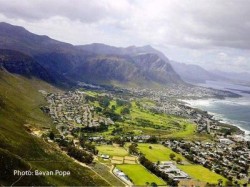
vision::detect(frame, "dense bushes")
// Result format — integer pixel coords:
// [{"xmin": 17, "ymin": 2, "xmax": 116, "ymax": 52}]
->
[
  {"xmin": 139, "ymin": 155, "xmax": 178, "ymax": 186},
  {"xmin": 67, "ymin": 146, "xmax": 93, "ymax": 164}
]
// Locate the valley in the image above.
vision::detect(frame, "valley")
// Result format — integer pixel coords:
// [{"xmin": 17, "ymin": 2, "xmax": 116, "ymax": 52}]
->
[
  {"xmin": 30, "ymin": 83, "xmax": 248, "ymax": 186},
  {"xmin": 0, "ymin": 21, "xmax": 249, "ymax": 186}
]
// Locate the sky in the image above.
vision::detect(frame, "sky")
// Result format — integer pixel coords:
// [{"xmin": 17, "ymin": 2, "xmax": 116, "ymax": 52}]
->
[{"xmin": 0, "ymin": 0, "xmax": 250, "ymax": 73}]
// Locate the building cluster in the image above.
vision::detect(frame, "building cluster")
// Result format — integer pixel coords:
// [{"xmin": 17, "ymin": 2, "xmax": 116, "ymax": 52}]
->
[
  {"xmin": 45, "ymin": 90, "xmax": 114, "ymax": 138},
  {"xmin": 156, "ymin": 161, "xmax": 189, "ymax": 180},
  {"xmin": 128, "ymin": 84, "xmax": 239, "ymax": 100},
  {"xmin": 164, "ymin": 139, "xmax": 250, "ymax": 182},
  {"xmin": 128, "ymin": 87, "xmax": 243, "ymax": 137}
]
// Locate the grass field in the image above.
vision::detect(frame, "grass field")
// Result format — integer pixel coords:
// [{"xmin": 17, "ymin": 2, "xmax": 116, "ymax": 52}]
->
[
  {"xmin": 129, "ymin": 101, "xmax": 197, "ymax": 138},
  {"xmin": 116, "ymin": 164, "xmax": 166, "ymax": 186},
  {"xmin": 86, "ymin": 93, "xmax": 198, "ymax": 139},
  {"xmin": 178, "ymin": 165, "xmax": 227, "ymax": 185},
  {"xmin": 97, "ymin": 145, "xmax": 128, "ymax": 156},
  {"xmin": 137, "ymin": 144, "xmax": 227, "ymax": 184},
  {"xmin": 167, "ymin": 124, "xmax": 196, "ymax": 138},
  {"xmin": 138, "ymin": 143, "xmax": 186, "ymax": 162}
]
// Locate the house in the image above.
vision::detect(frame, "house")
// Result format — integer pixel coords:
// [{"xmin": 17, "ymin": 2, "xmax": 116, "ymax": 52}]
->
[{"xmin": 100, "ymin": 154, "xmax": 110, "ymax": 159}]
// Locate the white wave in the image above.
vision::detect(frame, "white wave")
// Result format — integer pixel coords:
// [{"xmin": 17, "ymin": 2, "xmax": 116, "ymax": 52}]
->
[
  {"xmin": 206, "ymin": 112, "xmax": 250, "ymax": 141},
  {"xmin": 181, "ymin": 99, "xmax": 214, "ymax": 107},
  {"xmin": 181, "ymin": 98, "xmax": 250, "ymax": 141}
]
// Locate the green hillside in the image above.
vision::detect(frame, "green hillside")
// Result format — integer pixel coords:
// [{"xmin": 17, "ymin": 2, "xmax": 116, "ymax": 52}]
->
[{"xmin": 0, "ymin": 70, "xmax": 109, "ymax": 186}]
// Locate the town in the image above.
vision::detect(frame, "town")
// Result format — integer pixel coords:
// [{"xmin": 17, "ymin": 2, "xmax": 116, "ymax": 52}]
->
[{"xmin": 39, "ymin": 85, "xmax": 249, "ymax": 186}]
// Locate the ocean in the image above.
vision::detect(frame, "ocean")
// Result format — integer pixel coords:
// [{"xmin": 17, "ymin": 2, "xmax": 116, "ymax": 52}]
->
[{"xmin": 182, "ymin": 81, "xmax": 250, "ymax": 140}]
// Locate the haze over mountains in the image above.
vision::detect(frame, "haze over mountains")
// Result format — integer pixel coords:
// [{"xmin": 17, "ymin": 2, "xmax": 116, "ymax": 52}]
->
[
  {"xmin": 0, "ymin": 22, "xmax": 183, "ymax": 88},
  {"xmin": 0, "ymin": 22, "xmax": 248, "ymax": 88},
  {"xmin": 0, "ymin": 49, "xmax": 54, "ymax": 82}
]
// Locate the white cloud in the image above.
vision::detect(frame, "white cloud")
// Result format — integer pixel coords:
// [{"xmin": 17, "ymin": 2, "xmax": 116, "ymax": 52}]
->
[{"xmin": 0, "ymin": 0, "xmax": 250, "ymax": 72}]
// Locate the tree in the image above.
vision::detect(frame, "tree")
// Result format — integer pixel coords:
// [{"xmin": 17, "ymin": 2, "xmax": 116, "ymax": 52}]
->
[
  {"xmin": 111, "ymin": 105, "xmax": 116, "ymax": 111},
  {"xmin": 218, "ymin": 179, "xmax": 223, "ymax": 186},
  {"xmin": 67, "ymin": 146, "xmax": 93, "ymax": 164},
  {"xmin": 128, "ymin": 144, "xmax": 139, "ymax": 155},
  {"xmin": 112, "ymin": 137, "xmax": 125, "ymax": 147},
  {"xmin": 99, "ymin": 96, "xmax": 110, "ymax": 108},
  {"xmin": 95, "ymin": 107, "xmax": 102, "ymax": 113},
  {"xmin": 49, "ymin": 131, "xmax": 55, "ymax": 140},
  {"xmin": 151, "ymin": 182, "xmax": 157, "ymax": 187},
  {"xmin": 121, "ymin": 107, "xmax": 130, "ymax": 115},
  {"xmin": 169, "ymin": 153, "xmax": 176, "ymax": 160},
  {"xmin": 176, "ymin": 157, "xmax": 182, "ymax": 163},
  {"xmin": 146, "ymin": 136, "xmax": 158, "ymax": 143}
]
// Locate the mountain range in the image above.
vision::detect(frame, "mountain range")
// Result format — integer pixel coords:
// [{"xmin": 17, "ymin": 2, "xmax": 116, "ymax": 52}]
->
[
  {"xmin": 0, "ymin": 22, "xmax": 184, "ymax": 88},
  {"xmin": 169, "ymin": 61, "xmax": 228, "ymax": 84},
  {"xmin": 0, "ymin": 22, "xmax": 248, "ymax": 88}
]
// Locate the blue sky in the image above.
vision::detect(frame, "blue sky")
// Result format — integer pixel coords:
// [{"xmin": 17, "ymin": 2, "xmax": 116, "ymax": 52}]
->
[{"xmin": 0, "ymin": 0, "xmax": 250, "ymax": 72}]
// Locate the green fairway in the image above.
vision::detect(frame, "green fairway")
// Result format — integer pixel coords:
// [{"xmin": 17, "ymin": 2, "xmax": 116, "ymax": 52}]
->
[
  {"xmin": 116, "ymin": 164, "xmax": 166, "ymax": 186},
  {"xmin": 128, "ymin": 101, "xmax": 196, "ymax": 138},
  {"xmin": 178, "ymin": 165, "xmax": 227, "ymax": 184},
  {"xmin": 138, "ymin": 143, "xmax": 186, "ymax": 162},
  {"xmin": 167, "ymin": 123, "xmax": 196, "ymax": 138},
  {"xmin": 97, "ymin": 145, "xmax": 128, "ymax": 156}
]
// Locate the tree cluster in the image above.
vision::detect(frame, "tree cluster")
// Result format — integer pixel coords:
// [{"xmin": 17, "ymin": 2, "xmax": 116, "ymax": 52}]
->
[
  {"xmin": 116, "ymin": 99, "xmax": 131, "ymax": 107},
  {"xmin": 111, "ymin": 137, "xmax": 125, "ymax": 147},
  {"xmin": 128, "ymin": 143, "xmax": 139, "ymax": 155},
  {"xmin": 79, "ymin": 140, "xmax": 99, "ymax": 155},
  {"xmin": 67, "ymin": 146, "xmax": 93, "ymax": 164},
  {"xmin": 146, "ymin": 136, "xmax": 158, "ymax": 143},
  {"xmin": 139, "ymin": 155, "xmax": 178, "ymax": 186},
  {"xmin": 98, "ymin": 96, "xmax": 111, "ymax": 108},
  {"xmin": 103, "ymin": 110, "xmax": 122, "ymax": 122}
]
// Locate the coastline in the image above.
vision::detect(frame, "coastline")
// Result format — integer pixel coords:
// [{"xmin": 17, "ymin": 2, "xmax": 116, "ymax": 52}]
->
[{"xmin": 181, "ymin": 98, "xmax": 250, "ymax": 141}]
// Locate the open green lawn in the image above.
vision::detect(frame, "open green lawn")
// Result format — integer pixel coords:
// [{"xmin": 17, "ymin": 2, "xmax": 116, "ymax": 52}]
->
[
  {"xmin": 167, "ymin": 123, "xmax": 196, "ymax": 138},
  {"xmin": 178, "ymin": 165, "xmax": 227, "ymax": 185},
  {"xmin": 138, "ymin": 143, "xmax": 186, "ymax": 162},
  {"xmin": 89, "ymin": 96, "xmax": 198, "ymax": 139},
  {"xmin": 97, "ymin": 145, "xmax": 128, "ymax": 156},
  {"xmin": 116, "ymin": 164, "xmax": 166, "ymax": 186},
  {"xmin": 130, "ymin": 102, "xmax": 176, "ymax": 127},
  {"xmin": 137, "ymin": 144, "xmax": 227, "ymax": 185}
]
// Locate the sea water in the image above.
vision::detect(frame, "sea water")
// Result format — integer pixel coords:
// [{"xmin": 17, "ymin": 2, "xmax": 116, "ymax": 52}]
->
[{"xmin": 183, "ymin": 81, "xmax": 250, "ymax": 140}]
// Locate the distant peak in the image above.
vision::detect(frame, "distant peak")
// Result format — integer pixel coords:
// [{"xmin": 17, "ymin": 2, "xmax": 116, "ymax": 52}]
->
[{"xmin": 142, "ymin": 45, "xmax": 153, "ymax": 49}]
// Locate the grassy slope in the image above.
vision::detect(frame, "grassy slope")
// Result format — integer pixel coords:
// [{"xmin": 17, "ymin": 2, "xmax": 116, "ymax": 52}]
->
[
  {"xmin": 91, "ymin": 163, "xmax": 125, "ymax": 186},
  {"xmin": 128, "ymin": 101, "xmax": 197, "ymax": 138},
  {"xmin": 0, "ymin": 71, "xmax": 109, "ymax": 186},
  {"xmin": 137, "ymin": 143, "xmax": 186, "ymax": 162},
  {"xmin": 85, "ymin": 91, "xmax": 208, "ymax": 140},
  {"xmin": 96, "ymin": 145, "xmax": 128, "ymax": 157},
  {"xmin": 178, "ymin": 165, "xmax": 227, "ymax": 185},
  {"xmin": 117, "ymin": 164, "xmax": 166, "ymax": 186}
]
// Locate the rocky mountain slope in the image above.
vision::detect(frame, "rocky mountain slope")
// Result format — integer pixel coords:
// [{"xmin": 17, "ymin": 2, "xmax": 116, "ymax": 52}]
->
[
  {"xmin": 0, "ymin": 22, "xmax": 184, "ymax": 87},
  {"xmin": 170, "ymin": 61, "xmax": 227, "ymax": 83},
  {"xmin": 0, "ymin": 49, "xmax": 54, "ymax": 82}
]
